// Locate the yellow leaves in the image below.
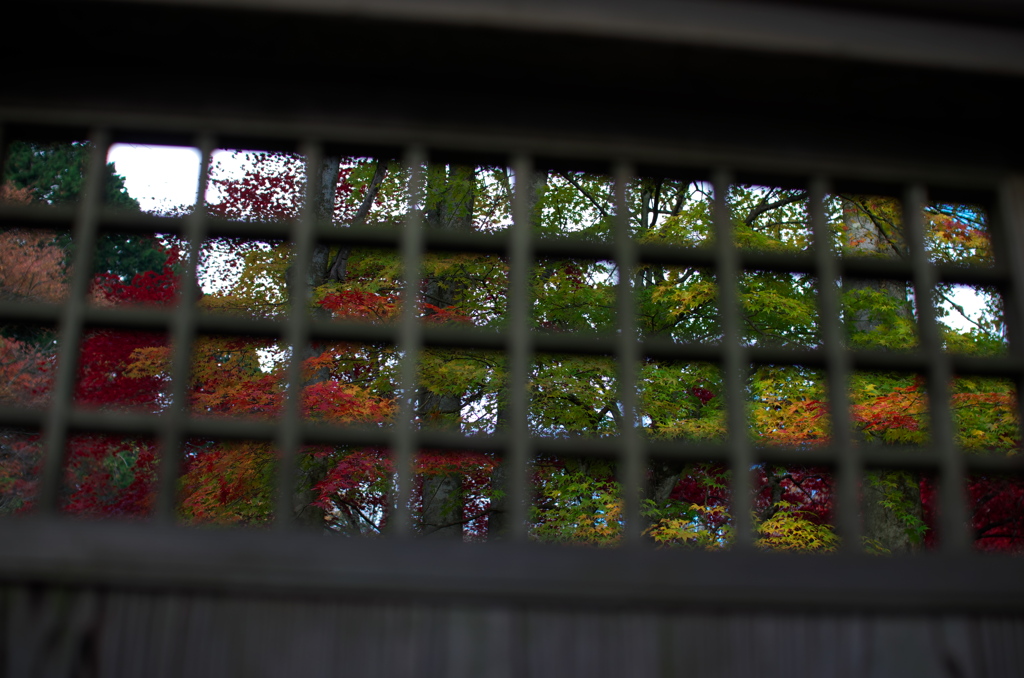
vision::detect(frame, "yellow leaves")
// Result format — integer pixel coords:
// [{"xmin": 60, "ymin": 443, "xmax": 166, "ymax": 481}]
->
[
  {"xmin": 651, "ymin": 278, "xmax": 716, "ymax": 316},
  {"xmin": 752, "ymin": 395, "xmax": 828, "ymax": 446},
  {"xmin": 748, "ymin": 366, "xmax": 828, "ymax": 446},
  {"xmin": 123, "ymin": 346, "xmax": 171, "ymax": 379},
  {"xmin": 645, "ymin": 504, "xmax": 727, "ymax": 549},
  {"xmin": 656, "ymin": 411, "xmax": 726, "ymax": 442},
  {"xmin": 645, "ymin": 517, "xmax": 704, "ymax": 544},
  {"xmin": 647, "ymin": 502, "xmax": 839, "ymax": 553},
  {"xmin": 423, "ymin": 252, "xmax": 497, "ymax": 278},
  {"xmin": 755, "ymin": 503, "xmax": 839, "ymax": 552},
  {"xmin": 925, "ymin": 210, "xmax": 993, "ymax": 266},
  {"xmin": 230, "ymin": 244, "xmax": 291, "ymax": 306},
  {"xmin": 951, "ymin": 386, "xmax": 1019, "ymax": 453},
  {"xmin": 635, "ymin": 211, "xmax": 712, "ymax": 248},
  {"xmin": 530, "ymin": 468, "xmax": 624, "ymax": 546},
  {"xmin": 567, "ymin": 498, "xmax": 623, "ymax": 544},
  {"xmin": 418, "ymin": 352, "xmax": 494, "ymax": 398},
  {"xmin": 734, "ymin": 225, "xmax": 809, "ymax": 252}
]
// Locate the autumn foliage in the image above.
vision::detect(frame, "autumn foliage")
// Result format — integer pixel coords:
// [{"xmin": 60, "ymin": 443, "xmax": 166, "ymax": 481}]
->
[{"xmin": 0, "ymin": 157, "xmax": 1021, "ymax": 554}]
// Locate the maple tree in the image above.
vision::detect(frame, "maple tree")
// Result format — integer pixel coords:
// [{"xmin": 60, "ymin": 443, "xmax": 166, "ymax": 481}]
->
[
  {"xmin": 0, "ymin": 158, "xmax": 175, "ymax": 517},
  {"xmin": 2, "ymin": 141, "xmax": 167, "ymax": 280},
  {"xmin": 0, "ymin": 183, "xmax": 67, "ymax": 305},
  {"xmin": 0, "ymin": 151, "xmax": 1021, "ymax": 554}
]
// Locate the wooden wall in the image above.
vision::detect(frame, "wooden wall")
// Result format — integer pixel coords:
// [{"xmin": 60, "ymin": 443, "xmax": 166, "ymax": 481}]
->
[{"xmin": 4, "ymin": 585, "xmax": 1024, "ymax": 677}]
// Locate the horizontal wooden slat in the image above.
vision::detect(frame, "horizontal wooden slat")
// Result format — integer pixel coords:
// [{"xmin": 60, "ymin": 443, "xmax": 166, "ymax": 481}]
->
[
  {"xmin": 98, "ymin": 0, "xmax": 1024, "ymax": 75},
  {"xmin": 0, "ymin": 519, "xmax": 1022, "ymax": 613}
]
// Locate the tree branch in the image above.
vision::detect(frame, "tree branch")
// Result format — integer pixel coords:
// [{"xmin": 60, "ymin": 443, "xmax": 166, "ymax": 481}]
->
[
  {"xmin": 421, "ymin": 508, "xmax": 493, "ymax": 534},
  {"xmin": 935, "ymin": 288, "xmax": 987, "ymax": 332},
  {"xmin": 839, "ymin": 194, "xmax": 906, "ymax": 258},
  {"xmin": 327, "ymin": 160, "xmax": 389, "ymax": 282},
  {"xmin": 744, "ymin": 191, "xmax": 807, "ymax": 228},
  {"xmin": 558, "ymin": 172, "xmax": 610, "ymax": 220}
]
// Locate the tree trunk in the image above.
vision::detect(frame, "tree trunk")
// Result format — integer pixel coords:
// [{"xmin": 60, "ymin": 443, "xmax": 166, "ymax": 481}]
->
[
  {"xmin": 289, "ymin": 158, "xmax": 392, "ymax": 532},
  {"xmin": 325, "ymin": 160, "xmax": 388, "ymax": 283},
  {"xmin": 863, "ymin": 470, "xmax": 924, "ymax": 553},
  {"xmin": 842, "ymin": 199, "xmax": 924, "ymax": 553},
  {"xmin": 290, "ymin": 156, "xmax": 340, "ymax": 530},
  {"xmin": 418, "ymin": 164, "xmax": 476, "ymax": 538}
]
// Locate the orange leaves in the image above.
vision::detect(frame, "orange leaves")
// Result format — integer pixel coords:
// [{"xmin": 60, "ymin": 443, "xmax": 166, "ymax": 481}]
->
[
  {"xmin": 851, "ymin": 382, "xmax": 928, "ymax": 444},
  {"xmin": 301, "ymin": 350, "xmax": 337, "ymax": 381},
  {"xmin": 123, "ymin": 345, "xmax": 171, "ymax": 379},
  {"xmin": 420, "ymin": 303, "xmax": 473, "ymax": 325},
  {"xmin": 179, "ymin": 440, "xmax": 275, "ymax": 525},
  {"xmin": 757, "ymin": 375, "xmax": 1016, "ymax": 454},
  {"xmin": 0, "ymin": 229, "xmax": 68, "ymax": 304},
  {"xmin": 926, "ymin": 209, "xmax": 992, "ymax": 265},
  {"xmin": 754, "ymin": 379, "xmax": 927, "ymax": 447},
  {"xmin": 301, "ymin": 381, "xmax": 393, "ymax": 424},
  {"xmin": 0, "ymin": 183, "xmax": 32, "ymax": 205},
  {"xmin": 755, "ymin": 396, "xmax": 829, "ymax": 446},
  {"xmin": 118, "ymin": 334, "xmax": 397, "ymax": 425},
  {"xmin": 0, "ymin": 336, "xmax": 54, "ymax": 408},
  {"xmin": 317, "ymin": 290, "xmax": 397, "ymax": 321},
  {"xmin": 191, "ymin": 371, "xmax": 283, "ymax": 420},
  {"xmin": 185, "ymin": 337, "xmax": 280, "ymax": 419}
]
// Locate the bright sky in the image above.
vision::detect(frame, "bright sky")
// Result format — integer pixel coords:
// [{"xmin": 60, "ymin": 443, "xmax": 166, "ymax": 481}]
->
[
  {"xmin": 107, "ymin": 144, "xmax": 202, "ymax": 214},
  {"xmin": 106, "ymin": 144, "xmax": 988, "ymax": 335},
  {"xmin": 107, "ymin": 143, "xmax": 253, "ymax": 214}
]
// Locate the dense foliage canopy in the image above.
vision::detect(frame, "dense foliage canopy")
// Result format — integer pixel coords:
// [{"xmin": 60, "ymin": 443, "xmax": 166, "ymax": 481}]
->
[
  {"xmin": 3, "ymin": 141, "xmax": 166, "ymax": 281},
  {"xmin": 0, "ymin": 147, "xmax": 1021, "ymax": 553}
]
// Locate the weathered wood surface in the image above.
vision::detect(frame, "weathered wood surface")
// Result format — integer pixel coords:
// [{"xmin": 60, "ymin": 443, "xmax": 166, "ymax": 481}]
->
[
  {"xmin": 1, "ymin": 522, "xmax": 1021, "ymax": 677},
  {"xmin": 3, "ymin": 585, "xmax": 1024, "ymax": 678}
]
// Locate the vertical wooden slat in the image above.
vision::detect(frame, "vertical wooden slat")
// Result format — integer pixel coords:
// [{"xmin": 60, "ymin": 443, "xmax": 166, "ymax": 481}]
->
[
  {"xmin": 904, "ymin": 183, "xmax": 968, "ymax": 552},
  {"xmin": 274, "ymin": 140, "xmax": 322, "ymax": 529},
  {"xmin": 0, "ymin": 123, "xmax": 9, "ymax": 187},
  {"xmin": 392, "ymin": 145, "xmax": 427, "ymax": 537},
  {"xmin": 155, "ymin": 134, "xmax": 213, "ymax": 523},
  {"xmin": 713, "ymin": 169, "xmax": 753, "ymax": 548},
  {"xmin": 997, "ymin": 176, "xmax": 1024, "ymax": 549},
  {"xmin": 810, "ymin": 176, "xmax": 860, "ymax": 550},
  {"xmin": 612, "ymin": 160, "xmax": 643, "ymax": 544},
  {"xmin": 506, "ymin": 154, "xmax": 535, "ymax": 541},
  {"xmin": 39, "ymin": 130, "xmax": 110, "ymax": 514}
]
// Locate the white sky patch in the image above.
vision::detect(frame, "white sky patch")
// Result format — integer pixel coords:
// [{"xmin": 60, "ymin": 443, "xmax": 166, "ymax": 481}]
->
[
  {"xmin": 104, "ymin": 150, "xmax": 995, "ymax": 340},
  {"xmin": 107, "ymin": 144, "xmax": 201, "ymax": 213},
  {"xmin": 107, "ymin": 145, "xmax": 263, "ymax": 215},
  {"xmin": 941, "ymin": 285, "xmax": 990, "ymax": 334},
  {"xmin": 205, "ymin": 149, "xmax": 261, "ymax": 205}
]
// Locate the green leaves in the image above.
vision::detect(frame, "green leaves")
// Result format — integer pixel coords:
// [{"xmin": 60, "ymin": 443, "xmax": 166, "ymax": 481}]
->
[{"xmin": 57, "ymin": 151, "xmax": 1011, "ymax": 548}]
